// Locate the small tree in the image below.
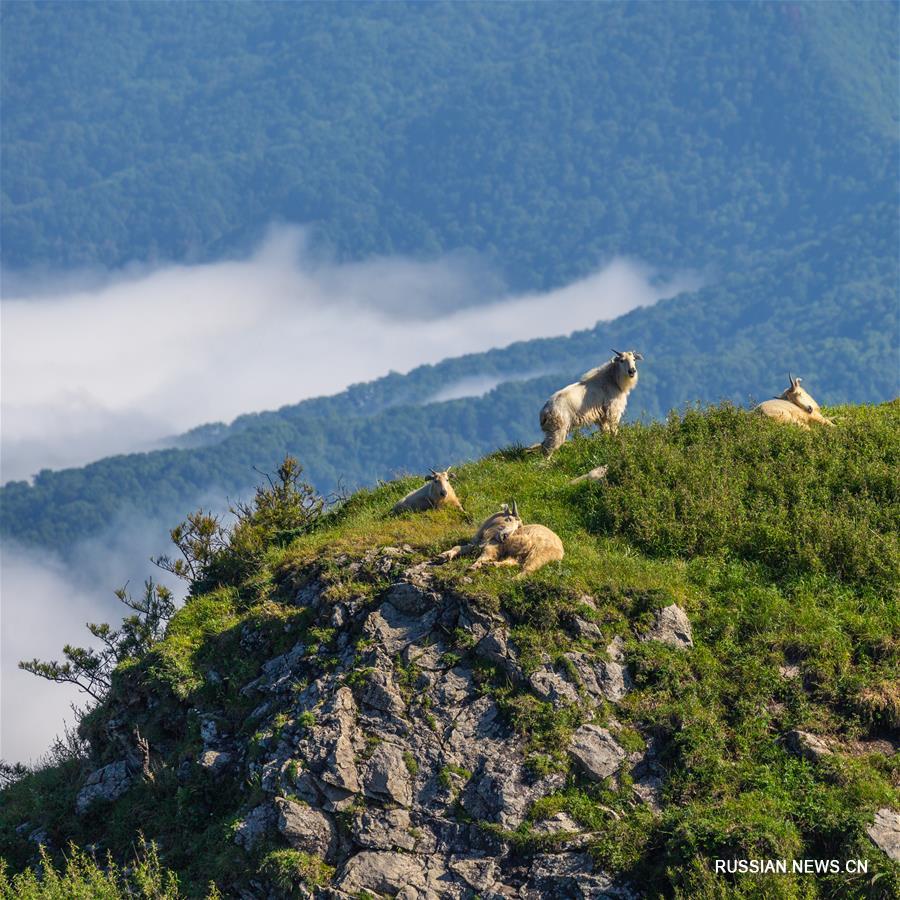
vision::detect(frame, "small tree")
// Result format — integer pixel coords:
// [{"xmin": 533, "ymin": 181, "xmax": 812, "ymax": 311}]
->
[
  {"xmin": 153, "ymin": 510, "xmax": 228, "ymax": 583},
  {"xmin": 19, "ymin": 580, "xmax": 175, "ymax": 704},
  {"xmin": 154, "ymin": 457, "xmax": 324, "ymax": 592},
  {"xmin": 233, "ymin": 456, "xmax": 324, "ymax": 548}
]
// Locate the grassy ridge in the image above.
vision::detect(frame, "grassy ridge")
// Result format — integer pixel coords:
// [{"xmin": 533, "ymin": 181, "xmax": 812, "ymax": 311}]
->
[{"xmin": 1, "ymin": 402, "xmax": 898, "ymax": 897}]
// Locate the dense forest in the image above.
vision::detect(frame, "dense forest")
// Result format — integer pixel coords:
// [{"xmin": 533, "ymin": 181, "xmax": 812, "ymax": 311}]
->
[
  {"xmin": 1, "ymin": 2, "xmax": 896, "ymax": 287},
  {"xmin": 1, "ymin": 1, "xmax": 897, "ymax": 553}
]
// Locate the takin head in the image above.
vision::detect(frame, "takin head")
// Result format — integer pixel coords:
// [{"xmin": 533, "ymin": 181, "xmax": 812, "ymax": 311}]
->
[
  {"xmin": 476, "ymin": 500, "xmax": 523, "ymax": 545},
  {"xmin": 426, "ymin": 468, "xmax": 463, "ymax": 509},
  {"xmin": 609, "ymin": 348, "xmax": 644, "ymax": 389},
  {"xmin": 779, "ymin": 373, "xmax": 821, "ymax": 414}
]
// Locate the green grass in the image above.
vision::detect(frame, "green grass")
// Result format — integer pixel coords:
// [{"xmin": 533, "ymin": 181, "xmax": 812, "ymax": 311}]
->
[{"xmin": 2, "ymin": 402, "xmax": 898, "ymax": 898}]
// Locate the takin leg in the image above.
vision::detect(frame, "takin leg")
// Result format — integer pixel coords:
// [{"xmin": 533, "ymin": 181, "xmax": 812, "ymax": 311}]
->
[
  {"xmin": 541, "ymin": 428, "xmax": 568, "ymax": 457},
  {"xmin": 469, "ymin": 543, "xmax": 504, "ymax": 570},
  {"xmin": 478, "ymin": 557, "xmax": 520, "ymax": 569}
]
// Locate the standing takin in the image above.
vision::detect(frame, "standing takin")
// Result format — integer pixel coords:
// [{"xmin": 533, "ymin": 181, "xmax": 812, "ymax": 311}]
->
[
  {"xmin": 538, "ymin": 350, "xmax": 643, "ymax": 456},
  {"xmin": 391, "ymin": 469, "xmax": 464, "ymax": 514},
  {"xmin": 755, "ymin": 374, "xmax": 835, "ymax": 429}
]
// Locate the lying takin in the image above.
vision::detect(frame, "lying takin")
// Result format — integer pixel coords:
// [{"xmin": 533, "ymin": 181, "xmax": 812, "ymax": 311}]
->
[
  {"xmin": 755, "ymin": 374, "xmax": 835, "ymax": 429},
  {"xmin": 391, "ymin": 468, "xmax": 463, "ymax": 514},
  {"xmin": 438, "ymin": 502, "xmax": 519, "ymax": 562},
  {"xmin": 439, "ymin": 501, "xmax": 564, "ymax": 575},
  {"xmin": 538, "ymin": 349, "xmax": 643, "ymax": 456}
]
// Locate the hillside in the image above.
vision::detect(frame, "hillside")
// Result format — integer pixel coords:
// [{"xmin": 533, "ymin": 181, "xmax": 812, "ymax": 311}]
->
[
  {"xmin": 2, "ymin": 403, "xmax": 898, "ymax": 898},
  {"xmin": 3, "ymin": 204, "xmax": 897, "ymax": 554},
  {"xmin": 2, "ymin": 2, "xmax": 896, "ymax": 286}
]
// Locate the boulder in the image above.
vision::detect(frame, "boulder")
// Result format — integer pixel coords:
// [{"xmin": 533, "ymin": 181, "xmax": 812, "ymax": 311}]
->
[
  {"xmin": 641, "ymin": 604, "xmax": 693, "ymax": 649},
  {"xmin": 568, "ymin": 725, "xmax": 626, "ymax": 782},
  {"xmin": 867, "ymin": 807, "xmax": 900, "ymax": 862},
  {"xmin": 597, "ymin": 638, "xmax": 633, "ymax": 701},
  {"xmin": 275, "ymin": 797, "xmax": 337, "ymax": 860},
  {"xmin": 784, "ymin": 729, "xmax": 832, "ymax": 764},
  {"xmin": 75, "ymin": 760, "xmax": 133, "ymax": 815},
  {"xmin": 352, "ymin": 807, "xmax": 419, "ymax": 852},
  {"xmin": 364, "ymin": 742, "xmax": 413, "ymax": 807},
  {"xmin": 529, "ymin": 667, "xmax": 580, "ymax": 706},
  {"xmin": 336, "ymin": 851, "xmax": 428, "ymax": 896},
  {"xmin": 360, "ymin": 658, "xmax": 407, "ymax": 717},
  {"xmin": 524, "ymin": 852, "xmax": 636, "ymax": 899},
  {"xmin": 198, "ymin": 749, "xmax": 232, "ymax": 778},
  {"xmin": 234, "ymin": 803, "xmax": 275, "ymax": 850},
  {"xmin": 448, "ymin": 855, "xmax": 498, "ymax": 892}
]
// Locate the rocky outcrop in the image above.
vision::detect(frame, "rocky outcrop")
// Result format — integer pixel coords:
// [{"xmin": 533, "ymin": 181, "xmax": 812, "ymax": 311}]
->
[
  {"xmin": 784, "ymin": 729, "xmax": 832, "ymax": 764},
  {"xmin": 73, "ymin": 548, "xmax": 642, "ymax": 897},
  {"xmin": 568, "ymin": 725, "xmax": 626, "ymax": 782},
  {"xmin": 75, "ymin": 760, "xmax": 135, "ymax": 815},
  {"xmin": 276, "ymin": 797, "xmax": 337, "ymax": 860},
  {"xmin": 641, "ymin": 604, "xmax": 693, "ymax": 649},
  {"xmin": 867, "ymin": 807, "xmax": 900, "ymax": 862}
]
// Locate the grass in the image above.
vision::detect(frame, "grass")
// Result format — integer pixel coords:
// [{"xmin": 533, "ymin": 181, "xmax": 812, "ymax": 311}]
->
[{"xmin": 1, "ymin": 402, "xmax": 898, "ymax": 898}]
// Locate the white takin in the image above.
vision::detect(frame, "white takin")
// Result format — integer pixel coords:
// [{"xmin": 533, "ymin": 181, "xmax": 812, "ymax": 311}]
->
[
  {"xmin": 755, "ymin": 374, "xmax": 835, "ymax": 429},
  {"xmin": 391, "ymin": 468, "xmax": 463, "ymax": 514},
  {"xmin": 440, "ymin": 501, "xmax": 564, "ymax": 575},
  {"xmin": 538, "ymin": 349, "xmax": 643, "ymax": 456}
]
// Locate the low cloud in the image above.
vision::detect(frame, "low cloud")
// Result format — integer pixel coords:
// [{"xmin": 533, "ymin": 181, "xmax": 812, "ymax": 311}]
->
[
  {"xmin": 0, "ymin": 518, "xmax": 188, "ymax": 765},
  {"xmin": 1, "ymin": 227, "xmax": 699, "ymax": 482}
]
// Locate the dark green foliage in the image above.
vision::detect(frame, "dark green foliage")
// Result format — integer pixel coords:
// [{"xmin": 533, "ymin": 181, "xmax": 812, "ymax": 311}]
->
[
  {"xmin": 1, "ymin": 3, "xmax": 896, "ymax": 287},
  {"xmin": 572, "ymin": 402, "xmax": 900, "ymax": 592}
]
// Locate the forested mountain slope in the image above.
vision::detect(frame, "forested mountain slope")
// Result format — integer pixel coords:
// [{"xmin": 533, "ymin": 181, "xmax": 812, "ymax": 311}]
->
[
  {"xmin": 2, "ymin": 2, "xmax": 896, "ymax": 287},
  {"xmin": 2, "ymin": 204, "xmax": 896, "ymax": 553}
]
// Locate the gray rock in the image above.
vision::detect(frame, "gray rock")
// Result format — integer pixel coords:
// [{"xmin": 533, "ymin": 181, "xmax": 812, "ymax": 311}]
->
[
  {"xmin": 75, "ymin": 760, "xmax": 134, "ymax": 815},
  {"xmin": 234, "ymin": 803, "xmax": 275, "ymax": 850},
  {"xmin": 568, "ymin": 725, "xmax": 626, "ymax": 782},
  {"xmin": 385, "ymin": 581, "xmax": 437, "ymax": 615},
  {"xmin": 461, "ymin": 750, "xmax": 564, "ymax": 829},
  {"xmin": 867, "ymin": 807, "xmax": 900, "ymax": 862},
  {"xmin": 532, "ymin": 812, "xmax": 582, "ymax": 835},
  {"xmin": 275, "ymin": 797, "xmax": 336, "ymax": 860},
  {"xmin": 296, "ymin": 686, "xmax": 361, "ymax": 795},
  {"xmin": 364, "ymin": 602, "xmax": 437, "ymax": 655},
  {"xmin": 361, "ymin": 661, "xmax": 407, "ymax": 717},
  {"xmin": 27, "ymin": 827, "xmax": 49, "ymax": 847},
  {"xmin": 524, "ymin": 852, "xmax": 636, "ymax": 899},
  {"xmin": 632, "ymin": 774, "xmax": 664, "ymax": 812},
  {"xmin": 352, "ymin": 807, "xmax": 420, "ymax": 851},
  {"xmin": 449, "ymin": 855, "xmax": 498, "ymax": 892},
  {"xmin": 364, "ymin": 742, "xmax": 413, "ymax": 807},
  {"xmin": 529, "ymin": 667, "xmax": 579, "ymax": 706},
  {"xmin": 476, "ymin": 629, "xmax": 524, "ymax": 684},
  {"xmin": 198, "ymin": 750, "xmax": 232, "ymax": 778},
  {"xmin": 241, "ymin": 640, "xmax": 306, "ymax": 695},
  {"xmin": 569, "ymin": 617, "xmax": 603, "ymax": 640},
  {"xmin": 784, "ymin": 729, "xmax": 832, "ymax": 764},
  {"xmin": 642, "ymin": 604, "xmax": 693, "ymax": 649},
  {"xmin": 597, "ymin": 652, "xmax": 633, "ymax": 703},
  {"xmin": 571, "ymin": 465, "xmax": 609, "ymax": 484},
  {"xmin": 336, "ymin": 851, "xmax": 428, "ymax": 896}
]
